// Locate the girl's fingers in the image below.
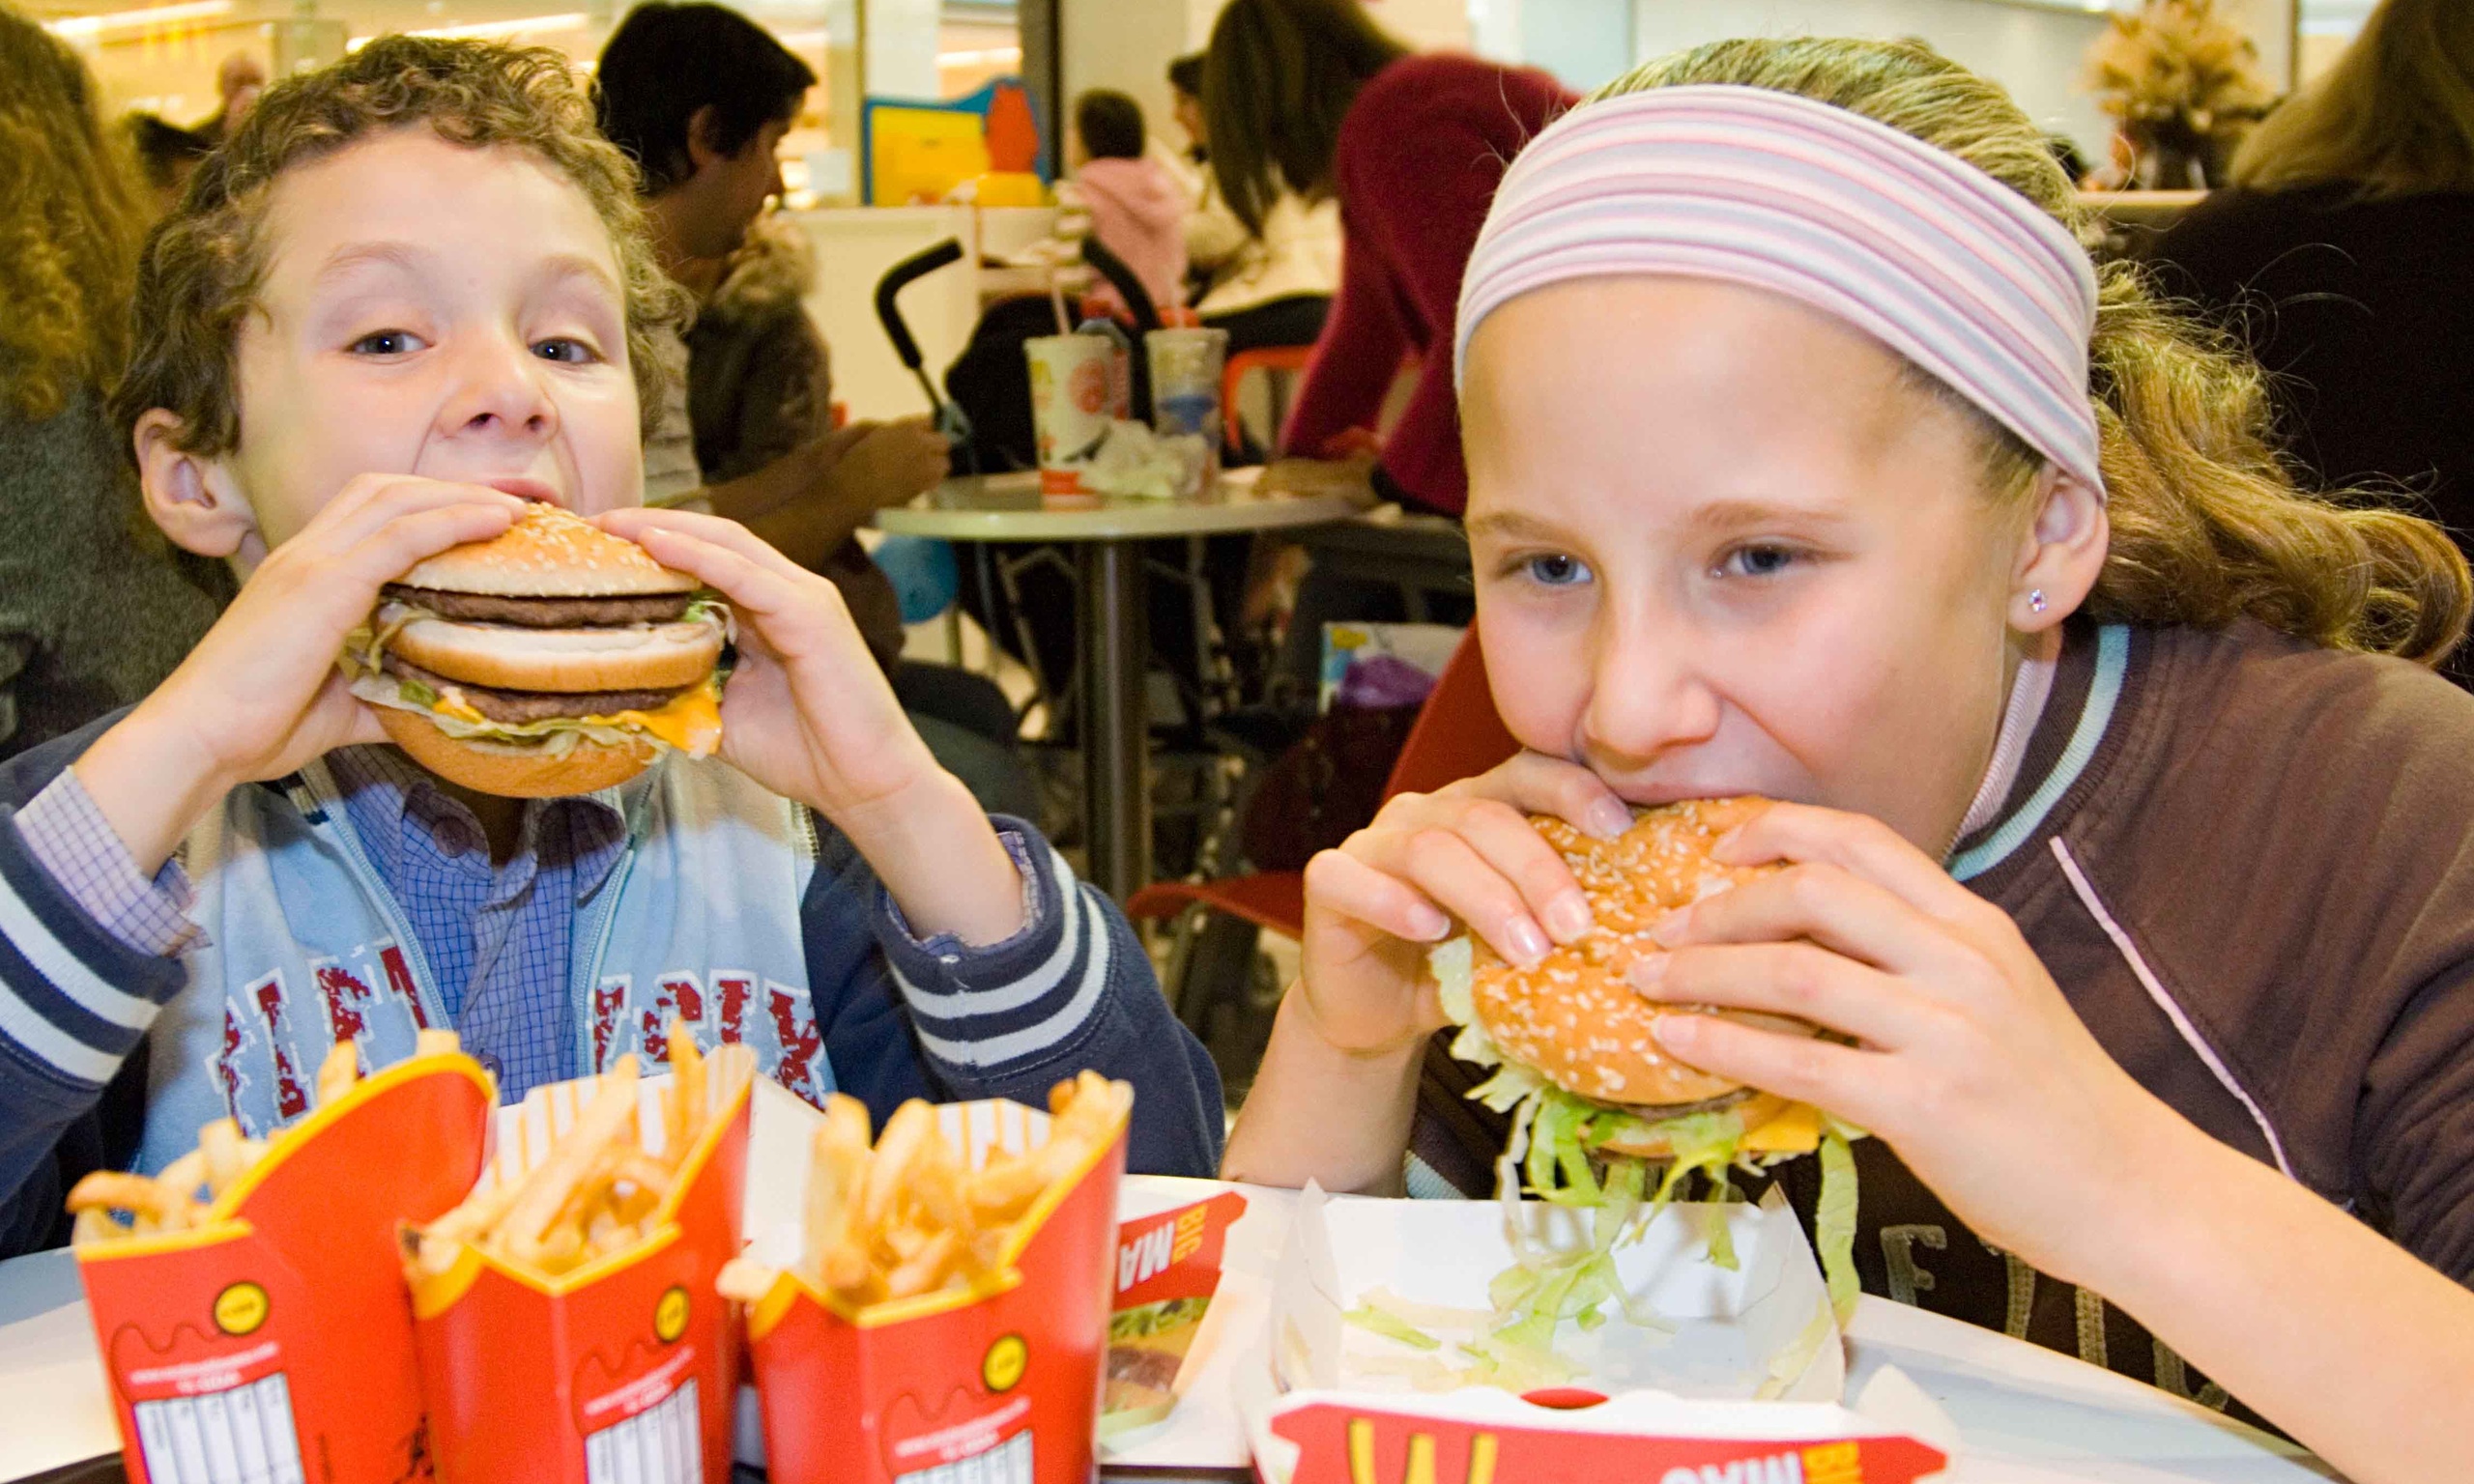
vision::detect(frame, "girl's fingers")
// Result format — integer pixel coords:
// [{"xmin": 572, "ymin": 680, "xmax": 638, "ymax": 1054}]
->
[
  {"xmin": 1387, "ymin": 826, "xmax": 1553, "ymax": 969},
  {"xmin": 1719, "ymin": 801, "xmax": 1991, "ymax": 926},
  {"xmin": 1631, "ymin": 941, "xmax": 1940, "ymax": 1051},
  {"xmin": 1655, "ymin": 860, "xmax": 1982, "ymax": 987},
  {"xmin": 1443, "ymin": 751, "xmax": 1635, "ymax": 840},
  {"xmin": 1649, "ymin": 1013, "xmax": 1884, "ymax": 1128},
  {"xmin": 1444, "ymin": 798, "xmax": 1594, "ymax": 944},
  {"xmin": 1303, "ymin": 847, "xmax": 1453, "ymax": 945}
]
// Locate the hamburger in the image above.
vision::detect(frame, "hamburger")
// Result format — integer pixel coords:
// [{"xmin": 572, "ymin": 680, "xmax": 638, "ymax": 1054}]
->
[
  {"xmin": 344, "ymin": 503, "xmax": 728, "ymax": 798},
  {"xmin": 1428, "ymin": 797, "xmax": 1860, "ymax": 1349},
  {"xmin": 1433, "ymin": 797, "xmax": 1828, "ymax": 1169}
]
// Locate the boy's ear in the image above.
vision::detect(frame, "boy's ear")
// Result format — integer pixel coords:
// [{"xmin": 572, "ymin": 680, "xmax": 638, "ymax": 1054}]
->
[
  {"xmin": 683, "ymin": 104, "xmax": 727, "ymax": 172},
  {"xmin": 134, "ymin": 410, "xmax": 257, "ymax": 560}
]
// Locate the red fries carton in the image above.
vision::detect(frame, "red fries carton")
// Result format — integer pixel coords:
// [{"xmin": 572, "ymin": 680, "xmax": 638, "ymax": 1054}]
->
[
  {"xmin": 740, "ymin": 1097, "xmax": 1129, "ymax": 1484},
  {"xmin": 72, "ymin": 1049, "xmax": 492, "ymax": 1484},
  {"xmin": 405, "ymin": 1047, "xmax": 754, "ymax": 1484}
]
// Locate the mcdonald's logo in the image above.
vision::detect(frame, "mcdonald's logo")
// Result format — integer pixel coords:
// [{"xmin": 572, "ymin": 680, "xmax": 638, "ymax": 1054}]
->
[{"xmin": 1346, "ymin": 1419, "xmax": 1497, "ymax": 1484}]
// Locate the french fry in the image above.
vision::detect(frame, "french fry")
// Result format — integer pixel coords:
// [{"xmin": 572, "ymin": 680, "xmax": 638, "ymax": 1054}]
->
[
  {"xmin": 770, "ymin": 1074, "xmax": 1132, "ymax": 1315},
  {"xmin": 668, "ymin": 1022, "xmax": 706, "ymax": 1157},
  {"xmin": 316, "ymin": 1039, "xmax": 361, "ymax": 1107},
  {"xmin": 499, "ymin": 1056, "xmax": 640, "ymax": 1265},
  {"xmin": 416, "ymin": 1028, "xmax": 464, "ymax": 1059},
  {"xmin": 66, "ymin": 1171, "xmax": 199, "ymax": 1231}
]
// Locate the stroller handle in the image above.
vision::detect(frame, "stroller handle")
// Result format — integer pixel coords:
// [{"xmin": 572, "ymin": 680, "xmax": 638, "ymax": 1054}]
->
[
  {"xmin": 1079, "ymin": 237, "xmax": 1162, "ymax": 335},
  {"xmin": 876, "ymin": 238, "xmax": 966, "ymax": 371}
]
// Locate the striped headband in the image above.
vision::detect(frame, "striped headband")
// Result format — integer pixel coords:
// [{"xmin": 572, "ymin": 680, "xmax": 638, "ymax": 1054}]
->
[{"xmin": 1455, "ymin": 84, "xmax": 2106, "ymax": 496}]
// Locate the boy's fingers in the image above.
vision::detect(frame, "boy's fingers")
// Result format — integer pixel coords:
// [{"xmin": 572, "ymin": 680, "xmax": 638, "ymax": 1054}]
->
[
  {"xmin": 623, "ymin": 525, "xmax": 837, "ymax": 654},
  {"xmin": 601, "ymin": 506, "xmax": 809, "ymax": 585},
  {"xmin": 295, "ymin": 476, "xmax": 525, "ymax": 558},
  {"xmin": 327, "ymin": 502, "xmax": 532, "ymax": 594}
]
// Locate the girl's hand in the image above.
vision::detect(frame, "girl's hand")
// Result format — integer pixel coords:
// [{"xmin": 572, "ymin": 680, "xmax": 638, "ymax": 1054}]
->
[
  {"xmin": 1295, "ymin": 750, "xmax": 1635, "ymax": 1059},
  {"xmin": 596, "ymin": 506, "xmax": 938, "ymax": 821},
  {"xmin": 1631, "ymin": 802, "xmax": 2181, "ymax": 1277},
  {"xmin": 78, "ymin": 476, "xmax": 525, "ymax": 871}
]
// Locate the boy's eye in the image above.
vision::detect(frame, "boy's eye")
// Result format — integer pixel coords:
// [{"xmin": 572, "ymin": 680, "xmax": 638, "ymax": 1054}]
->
[
  {"xmin": 348, "ymin": 329, "xmax": 424, "ymax": 356},
  {"xmin": 533, "ymin": 337, "xmax": 600, "ymax": 364},
  {"xmin": 1717, "ymin": 543, "xmax": 1798, "ymax": 579},
  {"xmin": 1523, "ymin": 553, "xmax": 1591, "ymax": 587}
]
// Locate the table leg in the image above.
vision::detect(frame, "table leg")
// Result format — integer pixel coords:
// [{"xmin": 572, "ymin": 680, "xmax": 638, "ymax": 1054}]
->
[{"xmin": 1079, "ymin": 539, "xmax": 1150, "ymax": 901}]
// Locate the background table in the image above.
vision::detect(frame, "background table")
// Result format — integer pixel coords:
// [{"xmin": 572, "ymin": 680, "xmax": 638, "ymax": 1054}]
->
[
  {"xmin": 877, "ymin": 469, "xmax": 1362, "ymax": 901},
  {"xmin": 0, "ymin": 1177, "xmax": 2335, "ymax": 1483}
]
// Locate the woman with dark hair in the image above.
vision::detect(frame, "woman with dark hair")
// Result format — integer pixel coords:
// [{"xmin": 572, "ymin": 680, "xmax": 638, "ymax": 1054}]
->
[
  {"xmin": 1203, "ymin": 0, "xmax": 1571, "ymax": 517},
  {"xmin": 2141, "ymin": 0, "xmax": 2474, "ymax": 678}
]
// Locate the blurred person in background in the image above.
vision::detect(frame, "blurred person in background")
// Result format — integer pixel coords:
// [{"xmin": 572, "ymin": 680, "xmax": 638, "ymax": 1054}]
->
[
  {"xmin": 1203, "ymin": 0, "xmax": 1573, "ymax": 519},
  {"xmin": 2142, "ymin": 0, "xmax": 2474, "ymax": 678},
  {"xmin": 0, "ymin": 4, "xmax": 224, "ymax": 763},
  {"xmin": 1054, "ymin": 89, "xmax": 1189, "ymax": 319},
  {"xmin": 193, "ymin": 49, "xmax": 263, "ymax": 146},
  {"xmin": 681, "ymin": 213, "xmax": 1036, "ymax": 817},
  {"xmin": 1168, "ymin": 50, "xmax": 1339, "ymax": 361}
]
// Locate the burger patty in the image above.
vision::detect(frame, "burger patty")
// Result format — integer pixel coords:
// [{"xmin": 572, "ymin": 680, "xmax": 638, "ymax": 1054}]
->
[
  {"xmin": 381, "ymin": 584, "xmax": 695, "ymax": 628},
  {"xmin": 1106, "ymin": 1345, "xmax": 1187, "ymax": 1390},
  {"xmin": 381, "ymin": 654, "xmax": 686, "ymax": 726}
]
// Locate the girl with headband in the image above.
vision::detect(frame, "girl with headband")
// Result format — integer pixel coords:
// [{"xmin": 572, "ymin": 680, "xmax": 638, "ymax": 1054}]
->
[{"xmin": 1223, "ymin": 38, "xmax": 2474, "ymax": 1480}]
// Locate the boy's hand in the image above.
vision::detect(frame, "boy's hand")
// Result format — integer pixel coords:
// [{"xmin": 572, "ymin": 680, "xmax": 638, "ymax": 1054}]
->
[
  {"xmin": 598, "ymin": 507, "xmax": 1023, "ymax": 943},
  {"xmin": 74, "ymin": 477, "xmax": 527, "ymax": 873}
]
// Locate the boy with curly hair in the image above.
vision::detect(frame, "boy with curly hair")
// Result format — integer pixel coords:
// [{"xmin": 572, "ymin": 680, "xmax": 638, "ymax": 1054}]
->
[{"xmin": 0, "ymin": 36, "xmax": 1222, "ymax": 1254}]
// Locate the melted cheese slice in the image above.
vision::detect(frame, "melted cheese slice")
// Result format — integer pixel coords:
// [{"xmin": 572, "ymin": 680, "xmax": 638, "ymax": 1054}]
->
[
  {"xmin": 589, "ymin": 682, "xmax": 724, "ymax": 756},
  {"xmin": 1740, "ymin": 1100, "xmax": 1824, "ymax": 1156}
]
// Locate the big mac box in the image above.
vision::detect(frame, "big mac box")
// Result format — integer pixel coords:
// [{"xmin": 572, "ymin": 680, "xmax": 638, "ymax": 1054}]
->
[
  {"xmin": 729, "ymin": 1079, "xmax": 1131, "ymax": 1484},
  {"xmin": 66, "ymin": 1039, "xmax": 492, "ymax": 1484},
  {"xmin": 1240, "ymin": 1185, "xmax": 1955, "ymax": 1484},
  {"xmin": 404, "ymin": 1041, "xmax": 755, "ymax": 1484}
]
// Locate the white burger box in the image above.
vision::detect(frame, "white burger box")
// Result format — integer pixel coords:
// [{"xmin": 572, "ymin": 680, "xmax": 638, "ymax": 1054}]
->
[{"xmin": 1238, "ymin": 1183, "xmax": 1957, "ymax": 1484}]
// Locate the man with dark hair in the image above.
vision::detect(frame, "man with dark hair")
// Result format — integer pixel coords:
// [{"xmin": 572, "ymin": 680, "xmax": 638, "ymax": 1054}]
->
[{"xmin": 593, "ymin": 5, "xmax": 1034, "ymax": 817}]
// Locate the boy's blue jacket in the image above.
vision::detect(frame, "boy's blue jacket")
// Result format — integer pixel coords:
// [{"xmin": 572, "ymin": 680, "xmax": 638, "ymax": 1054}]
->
[{"xmin": 0, "ymin": 715, "xmax": 1223, "ymax": 1254}]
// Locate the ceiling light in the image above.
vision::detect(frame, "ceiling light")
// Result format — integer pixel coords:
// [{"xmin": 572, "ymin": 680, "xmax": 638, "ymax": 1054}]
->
[{"xmin": 43, "ymin": 0, "xmax": 234, "ymax": 39}]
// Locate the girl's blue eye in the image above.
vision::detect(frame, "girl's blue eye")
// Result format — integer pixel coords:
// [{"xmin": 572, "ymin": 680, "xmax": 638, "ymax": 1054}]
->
[
  {"xmin": 349, "ymin": 330, "xmax": 420, "ymax": 356},
  {"xmin": 533, "ymin": 337, "xmax": 597, "ymax": 364},
  {"xmin": 1720, "ymin": 543, "xmax": 1798, "ymax": 578},
  {"xmin": 1526, "ymin": 553, "xmax": 1591, "ymax": 587}
]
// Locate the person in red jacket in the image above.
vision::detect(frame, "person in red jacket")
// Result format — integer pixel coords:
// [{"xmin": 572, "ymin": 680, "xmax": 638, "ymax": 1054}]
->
[{"xmin": 1201, "ymin": 0, "xmax": 1573, "ymax": 518}]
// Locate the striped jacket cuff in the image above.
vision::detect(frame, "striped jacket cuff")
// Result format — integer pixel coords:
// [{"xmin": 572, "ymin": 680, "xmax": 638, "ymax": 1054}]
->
[
  {"xmin": 876, "ymin": 819, "xmax": 1120, "ymax": 1079},
  {"xmin": 0, "ymin": 805, "xmax": 188, "ymax": 1092}
]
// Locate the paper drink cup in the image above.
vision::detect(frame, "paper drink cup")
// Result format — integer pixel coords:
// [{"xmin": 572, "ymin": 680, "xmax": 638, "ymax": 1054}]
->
[
  {"xmin": 1025, "ymin": 333, "xmax": 1120, "ymax": 494},
  {"xmin": 73, "ymin": 1050, "xmax": 492, "ymax": 1484},
  {"xmin": 741, "ymin": 1097, "xmax": 1129, "ymax": 1484},
  {"xmin": 407, "ymin": 1047, "xmax": 755, "ymax": 1484}
]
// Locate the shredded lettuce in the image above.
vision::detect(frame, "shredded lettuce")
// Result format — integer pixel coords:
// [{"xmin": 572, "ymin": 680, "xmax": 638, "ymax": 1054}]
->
[
  {"xmin": 1343, "ymin": 1304, "xmax": 1443, "ymax": 1352},
  {"xmin": 1816, "ymin": 1127, "xmax": 1860, "ymax": 1325}
]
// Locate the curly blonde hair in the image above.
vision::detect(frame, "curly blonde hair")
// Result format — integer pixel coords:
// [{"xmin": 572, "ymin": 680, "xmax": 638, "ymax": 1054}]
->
[
  {"xmin": 0, "ymin": 4, "xmax": 150, "ymax": 423},
  {"xmin": 1602, "ymin": 36, "xmax": 2470, "ymax": 665},
  {"xmin": 2232, "ymin": 0, "xmax": 2474, "ymax": 196},
  {"xmin": 110, "ymin": 35, "xmax": 688, "ymax": 458}
]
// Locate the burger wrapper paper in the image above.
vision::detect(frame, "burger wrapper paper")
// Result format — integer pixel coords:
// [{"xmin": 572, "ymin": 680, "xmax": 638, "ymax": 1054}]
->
[
  {"xmin": 1244, "ymin": 1184, "xmax": 1954, "ymax": 1484},
  {"xmin": 1100, "ymin": 1188, "xmax": 1247, "ymax": 1437},
  {"xmin": 406, "ymin": 1047, "xmax": 755, "ymax": 1484},
  {"xmin": 733, "ymin": 1091, "xmax": 1128, "ymax": 1484},
  {"xmin": 72, "ymin": 1050, "xmax": 493, "ymax": 1484}
]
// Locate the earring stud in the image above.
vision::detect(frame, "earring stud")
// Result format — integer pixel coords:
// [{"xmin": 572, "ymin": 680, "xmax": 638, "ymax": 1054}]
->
[{"xmin": 2028, "ymin": 588, "xmax": 2048, "ymax": 614}]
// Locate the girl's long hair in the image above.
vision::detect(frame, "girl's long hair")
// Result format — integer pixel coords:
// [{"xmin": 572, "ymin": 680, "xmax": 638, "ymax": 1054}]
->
[
  {"xmin": 1601, "ymin": 36, "xmax": 2469, "ymax": 664},
  {"xmin": 1200, "ymin": 0, "xmax": 1407, "ymax": 236},
  {"xmin": 0, "ymin": 4, "xmax": 151, "ymax": 422}
]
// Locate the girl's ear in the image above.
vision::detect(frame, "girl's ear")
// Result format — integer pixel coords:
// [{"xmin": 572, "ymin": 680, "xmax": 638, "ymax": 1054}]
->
[
  {"xmin": 135, "ymin": 410, "xmax": 258, "ymax": 561},
  {"xmin": 2009, "ymin": 464, "xmax": 2110, "ymax": 633}
]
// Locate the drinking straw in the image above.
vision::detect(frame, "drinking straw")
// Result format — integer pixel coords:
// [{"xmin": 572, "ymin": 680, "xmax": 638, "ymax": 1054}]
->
[{"xmin": 1048, "ymin": 271, "xmax": 1072, "ymax": 335}]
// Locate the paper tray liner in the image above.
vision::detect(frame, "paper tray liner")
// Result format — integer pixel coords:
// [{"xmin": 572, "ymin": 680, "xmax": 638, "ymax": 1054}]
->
[
  {"xmin": 741, "ymin": 1097, "xmax": 1128, "ymax": 1484},
  {"xmin": 72, "ymin": 1052, "xmax": 493, "ymax": 1484},
  {"xmin": 405, "ymin": 1048, "xmax": 754, "ymax": 1484}
]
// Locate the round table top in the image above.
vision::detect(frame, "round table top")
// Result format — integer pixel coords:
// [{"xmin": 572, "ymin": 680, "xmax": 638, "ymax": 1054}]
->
[{"xmin": 873, "ymin": 467, "xmax": 1365, "ymax": 542}]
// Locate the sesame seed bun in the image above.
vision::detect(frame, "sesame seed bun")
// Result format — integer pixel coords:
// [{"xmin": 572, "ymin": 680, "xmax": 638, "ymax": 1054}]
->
[
  {"xmin": 393, "ymin": 503, "xmax": 697, "ymax": 597},
  {"xmin": 1468, "ymin": 798, "xmax": 1825, "ymax": 1121},
  {"xmin": 374, "ymin": 706, "xmax": 656, "ymax": 798}
]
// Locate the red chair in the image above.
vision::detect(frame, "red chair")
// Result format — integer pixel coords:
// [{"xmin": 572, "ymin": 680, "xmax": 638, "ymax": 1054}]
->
[
  {"xmin": 1127, "ymin": 629, "xmax": 1522, "ymax": 940},
  {"xmin": 1221, "ymin": 344, "xmax": 1318, "ymax": 451}
]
